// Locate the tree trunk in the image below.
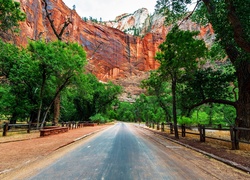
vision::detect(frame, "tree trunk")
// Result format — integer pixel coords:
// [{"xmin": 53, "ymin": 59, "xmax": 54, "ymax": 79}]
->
[
  {"xmin": 37, "ymin": 68, "xmax": 46, "ymax": 128},
  {"xmin": 202, "ymin": 0, "xmax": 250, "ymax": 140},
  {"xmin": 53, "ymin": 88, "xmax": 60, "ymax": 126},
  {"xmin": 172, "ymin": 75, "xmax": 179, "ymax": 139},
  {"xmin": 29, "ymin": 111, "xmax": 37, "ymax": 124},
  {"xmin": 235, "ymin": 60, "xmax": 250, "ymax": 140},
  {"xmin": 10, "ymin": 113, "xmax": 17, "ymax": 124}
]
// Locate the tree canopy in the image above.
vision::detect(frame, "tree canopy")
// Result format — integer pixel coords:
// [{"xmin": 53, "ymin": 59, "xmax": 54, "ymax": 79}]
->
[
  {"xmin": 155, "ymin": 0, "xmax": 250, "ymax": 140},
  {"xmin": 0, "ymin": 0, "xmax": 26, "ymax": 38},
  {"xmin": 154, "ymin": 26, "xmax": 207, "ymax": 138}
]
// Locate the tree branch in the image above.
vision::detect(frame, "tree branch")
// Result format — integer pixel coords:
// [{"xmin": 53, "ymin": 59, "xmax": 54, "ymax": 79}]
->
[
  {"xmin": 178, "ymin": 0, "xmax": 201, "ymax": 26},
  {"xmin": 40, "ymin": 74, "xmax": 73, "ymax": 127},
  {"xmin": 87, "ymin": 42, "xmax": 103, "ymax": 60},
  {"xmin": 42, "ymin": 0, "xmax": 72, "ymax": 41},
  {"xmin": 187, "ymin": 98, "xmax": 236, "ymax": 113}
]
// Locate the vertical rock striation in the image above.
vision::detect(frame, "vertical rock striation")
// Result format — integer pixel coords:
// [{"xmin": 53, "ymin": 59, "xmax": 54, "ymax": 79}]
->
[{"xmin": 16, "ymin": 0, "xmax": 214, "ymax": 84}]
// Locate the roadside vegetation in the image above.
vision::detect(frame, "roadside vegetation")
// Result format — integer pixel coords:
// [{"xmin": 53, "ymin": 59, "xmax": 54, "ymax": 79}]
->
[
  {"xmin": 0, "ymin": 0, "xmax": 121, "ymax": 128},
  {"xmin": 115, "ymin": 0, "xmax": 250, "ymax": 141}
]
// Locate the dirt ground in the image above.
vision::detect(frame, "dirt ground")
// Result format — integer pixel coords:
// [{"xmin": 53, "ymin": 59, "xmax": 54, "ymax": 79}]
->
[
  {"xmin": 145, "ymin": 126, "xmax": 250, "ymax": 171},
  {"xmin": 0, "ymin": 124, "xmax": 112, "ymax": 176},
  {"xmin": 0, "ymin": 123, "xmax": 249, "ymax": 178}
]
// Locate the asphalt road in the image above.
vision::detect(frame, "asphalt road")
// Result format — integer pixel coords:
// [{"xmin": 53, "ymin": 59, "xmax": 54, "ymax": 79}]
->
[{"xmin": 29, "ymin": 122, "xmax": 249, "ymax": 180}]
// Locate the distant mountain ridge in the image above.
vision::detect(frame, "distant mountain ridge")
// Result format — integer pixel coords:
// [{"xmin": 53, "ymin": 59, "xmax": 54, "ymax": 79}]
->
[{"xmin": 104, "ymin": 8, "xmax": 166, "ymax": 37}]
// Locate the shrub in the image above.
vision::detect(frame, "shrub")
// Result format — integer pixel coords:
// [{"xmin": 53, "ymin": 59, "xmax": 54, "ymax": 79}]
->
[{"xmin": 89, "ymin": 113, "xmax": 108, "ymax": 123}]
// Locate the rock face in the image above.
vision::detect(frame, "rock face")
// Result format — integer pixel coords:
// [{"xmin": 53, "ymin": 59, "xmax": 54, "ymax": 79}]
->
[
  {"xmin": 17, "ymin": 0, "xmax": 160, "ymax": 82},
  {"xmin": 15, "ymin": 0, "xmax": 214, "ymax": 99},
  {"xmin": 17, "ymin": 0, "xmax": 214, "ymax": 81}
]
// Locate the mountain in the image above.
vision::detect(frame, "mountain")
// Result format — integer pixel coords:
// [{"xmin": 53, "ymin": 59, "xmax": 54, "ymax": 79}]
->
[{"xmin": 16, "ymin": 0, "xmax": 214, "ymax": 99}]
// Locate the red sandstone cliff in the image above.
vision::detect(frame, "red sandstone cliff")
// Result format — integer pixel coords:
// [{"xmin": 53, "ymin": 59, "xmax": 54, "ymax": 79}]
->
[
  {"xmin": 17, "ymin": 0, "xmax": 214, "ymax": 81},
  {"xmin": 17, "ymin": 0, "xmax": 164, "ymax": 82},
  {"xmin": 15, "ymin": 0, "xmax": 214, "ymax": 99}
]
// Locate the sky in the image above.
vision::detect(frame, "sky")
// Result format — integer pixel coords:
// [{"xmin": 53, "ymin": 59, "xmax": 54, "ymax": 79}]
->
[{"xmin": 63, "ymin": 0, "xmax": 157, "ymax": 21}]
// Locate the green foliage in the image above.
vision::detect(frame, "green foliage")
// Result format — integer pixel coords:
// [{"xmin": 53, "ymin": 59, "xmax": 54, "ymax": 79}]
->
[
  {"xmin": 116, "ymin": 102, "xmax": 135, "ymax": 122},
  {"xmin": 178, "ymin": 103, "xmax": 236, "ymax": 126},
  {"xmin": 60, "ymin": 88, "xmax": 78, "ymax": 122},
  {"xmin": 82, "ymin": 17, "xmax": 88, "ymax": 22},
  {"xmin": 191, "ymin": 110, "xmax": 209, "ymax": 125},
  {"xmin": 115, "ymin": 94, "xmax": 167, "ymax": 123},
  {"xmin": 0, "ymin": 0, "xmax": 26, "ymax": 35},
  {"xmin": 178, "ymin": 116, "xmax": 193, "ymax": 125},
  {"xmin": 0, "ymin": 39, "xmax": 20, "ymax": 78},
  {"xmin": 0, "ymin": 40, "xmax": 88, "ymax": 123},
  {"xmin": 0, "ymin": 39, "xmax": 121, "ymax": 124},
  {"xmin": 155, "ymin": 26, "xmax": 207, "ymax": 138},
  {"xmin": 154, "ymin": 1, "xmax": 250, "ymax": 135},
  {"xmin": 61, "ymin": 73, "xmax": 122, "ymax": 122},
  {"xmin": 155, "ymin": 0, "xmax": 191, "ymax": 25},
  {"xmin": 179, "ymin": 63, "xmax": 236, "ymax": 112},
  {"xmin": 0, "ymin": 85, "xmax": 14, "ymax": 118},
  {"xmin": 89, "ymin": 113, "xmax": 108, "ymax": 123},
  {"xmin": 190, "ymin": 3, "xmax": 209, "ymax": 25},
  {"xmin": 141, "ymin": 70, "xmax": 172, "ymax": 122},
  {"xmin": 156, "ymin": 26, "xmax": 207, "ymax": 78},
  {"xmin": 124, "ymin": 26, "xmax": 141, "ymax": 36}
]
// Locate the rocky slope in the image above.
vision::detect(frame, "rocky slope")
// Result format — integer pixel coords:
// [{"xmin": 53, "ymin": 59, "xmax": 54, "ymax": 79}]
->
[{"xmin": 16, "ymin": 0, "xmax": 214, "ymax": 99}]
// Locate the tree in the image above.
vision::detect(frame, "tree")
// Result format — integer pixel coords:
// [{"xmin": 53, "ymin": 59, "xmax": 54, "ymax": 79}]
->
[
  {"xmin": 141, "ymin": 70, "xmax": 172, "ymax": 122},
  {"xmin": 27, "ymin": 40, "xmax": 87, "ymax": 127},
  {"xmin": 155, "ymin": 0, "xmax": 250, "ymax": 140},
  {"xmin": 66, "ymin": 73, "xmax": 122, "ymax": 122},
  {"xmin": 0, "ymin": 39, "xmax": 20, "ymax": 78},
  {"xmin": 0, "ymin": 41, "xmax": 40, "ymax": 124},
  {"xmin": 0, "ymin": 40, "xmax": 86, "ymax": 125},
  {"xmin": 0, "ymin": 0, "xmax": 26, "ymax": 40},
  {"xmin": 155, "ymin": 26, "xmax": 207, "ymax": 138},
  {"xmin": 116, "ymin": 102, "xmax": 135, "ymax": 122},
  {"xmin": 179, "ymin": 64, "xmax": 236, "ymax": 114},
  {"xmin": 42, "ymin": 0, "xmax": 72, "ymax": 125}
]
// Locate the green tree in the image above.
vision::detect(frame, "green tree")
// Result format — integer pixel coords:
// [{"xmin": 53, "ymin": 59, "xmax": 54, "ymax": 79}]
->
[
  {"xmin": 67, "ymin": 73, "xmax": 122, "ymax": 122},
  {"xmin": 0, "ymin": 42, "xmax": 39, "ymax": 124},
  {"xmin": 155, "ymin": 0, "xmax": 250, "ymax": 140},
  {"xmin": 0, "ymin": 0, "xmax": 26, "ymax": 40},
  {"xmin": 116, "ymin": 102, "xmax": 135, "ymax": 122},
  {"xmin": 42, "ymin": 0, "xmax": 73, "ymax": 124},
  {"xmin": 155, "ymin": 27, "xmax": 207, "ymax": 138},
  {"xmin": 0, "ymin": 85, "xmax": 15, "ymax": 120},
  {"xmin": 0, "ymin": 40, "xmax": 87, "ymax": 125},
  {"xmin": 27, "ymin": 40, "xmax": 87, "ymax": 127},
  {"xmin": 180, "ymin": 64, "xmax": 236, "ymax": 114},
  {"xmin": 0, "ymin": 39, "xmax": 20, "ymax": 78},
  {"xmin": 141, "ymin": 70, "xmax": 172, "ymax": 122}
]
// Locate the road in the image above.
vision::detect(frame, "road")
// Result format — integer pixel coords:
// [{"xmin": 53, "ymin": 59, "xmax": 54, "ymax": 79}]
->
[{"xmin": 28, "ymin": 122, "xmax": 249, "ymax": 180}]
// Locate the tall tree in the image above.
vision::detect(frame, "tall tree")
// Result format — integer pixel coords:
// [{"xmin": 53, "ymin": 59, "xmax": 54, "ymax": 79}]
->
[
  {"xmin": 155, "ymin": 27, "xmax": 207, "ymax": 138},
  {"xmin": 42, "ymin": 0, "xmax": 72, "ymax": 125},
  {"xmin": 155, "ymin": 0, "xmax": 250, "ymax": 140},
  {"xmin": 27, "ymin": 40, "xmax": 87, "ymax": 127}
]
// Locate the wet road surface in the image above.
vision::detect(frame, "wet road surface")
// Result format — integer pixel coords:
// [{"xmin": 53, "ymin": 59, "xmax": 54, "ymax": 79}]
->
[{"xmin": 29, "ymin": 122, "xmax": 249, "ymax": 180}]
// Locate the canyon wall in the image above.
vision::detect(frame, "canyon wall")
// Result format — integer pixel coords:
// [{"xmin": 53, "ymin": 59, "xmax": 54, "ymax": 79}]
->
[
  {"xmin": 17, "ymin": 0, "xmax": 161, "ymax": 82},
  {"xmin": 17, "ymin": 0, "xmax": 214, "ymax": 84}
]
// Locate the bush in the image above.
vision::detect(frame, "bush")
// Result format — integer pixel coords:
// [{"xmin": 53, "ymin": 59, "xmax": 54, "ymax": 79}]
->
[
  {"xmin": 89, "ymin": 113, "xmax": 108, "ymax": 123},
  {"xmin": 178, "ymin": 116, "xmax": 193, "ymax": 126}
]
